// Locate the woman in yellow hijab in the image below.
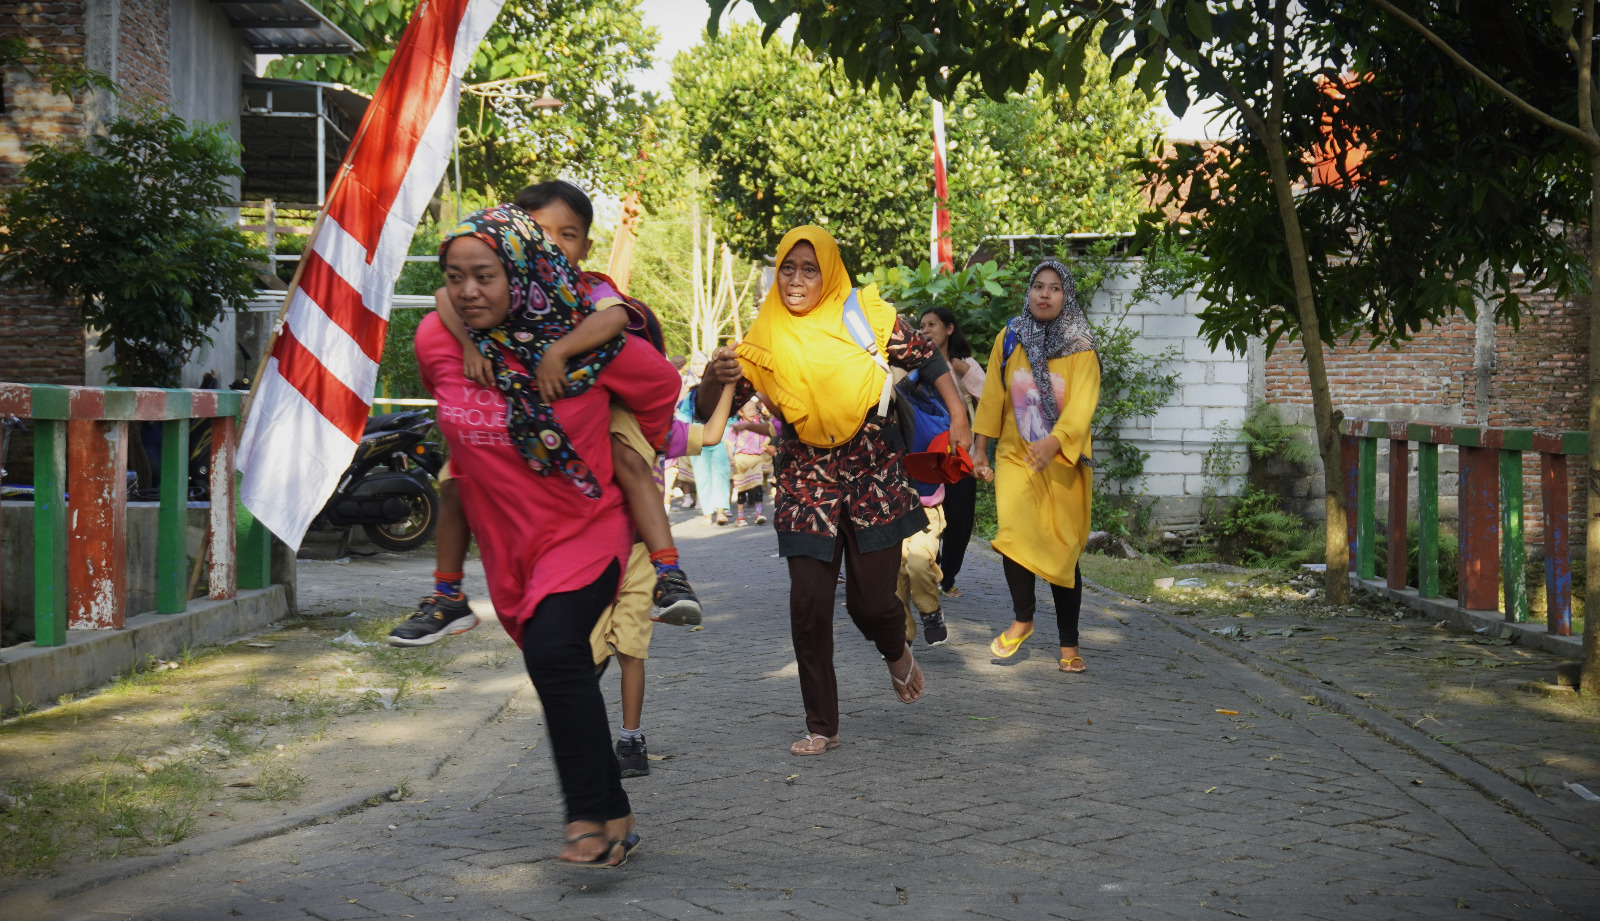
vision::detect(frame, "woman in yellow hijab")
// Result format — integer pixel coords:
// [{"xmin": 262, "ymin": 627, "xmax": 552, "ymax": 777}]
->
[{"xmin": 702, "ymin": 226, "xmax": 970, "ymax": 756}]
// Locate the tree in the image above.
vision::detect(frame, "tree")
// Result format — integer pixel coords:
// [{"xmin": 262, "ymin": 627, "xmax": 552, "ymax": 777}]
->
[
  {"xmin": 267, "ymin": 0, "xmax": 658, "ymax": 198},
  {"xmin": 1348, "ymin": 0, "xmax": 1600, "ymax": 693},
  {"xmin": 0, "ymin": 111, "xmax": 265, "ymax": 387},
  {"xmin": 709, "ymin": 1, "xmax": 1588, "ymax": 608},
  {"xmin": 668, "ymin": 22, "xmax": 1159, "ymax": 269}
]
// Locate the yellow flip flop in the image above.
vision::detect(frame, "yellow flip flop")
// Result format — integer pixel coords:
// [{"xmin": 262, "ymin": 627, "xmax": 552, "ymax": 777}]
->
[{"xmin": 989, "ymin": 626, "xmax": 1033, "ymax": 658}]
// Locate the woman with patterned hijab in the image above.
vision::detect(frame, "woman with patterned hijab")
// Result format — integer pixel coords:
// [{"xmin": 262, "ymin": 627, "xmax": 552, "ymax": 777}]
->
[
  {"xmin": 972, "ymin": 259, "xmax": 1102, "ymax": 673},
  {"xmin": 701, "ymin": 225, "xmax": 971, "ymax": 756},
  {"xmin": 415, "ymin": 204, "xmax": 680, "ymax": 866}
]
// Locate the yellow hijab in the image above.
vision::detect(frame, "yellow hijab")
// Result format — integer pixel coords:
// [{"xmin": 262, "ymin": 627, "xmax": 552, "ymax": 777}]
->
[{"xmin": 736, "ymin": 226, "xmax": 898, "ymax": 448}]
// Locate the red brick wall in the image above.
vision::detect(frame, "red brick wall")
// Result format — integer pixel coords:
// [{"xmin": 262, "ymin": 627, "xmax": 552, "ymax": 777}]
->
[
  {"xmin": 0, "ymin": 0, "xmax": 172, "ymax": 386},
  {"xmin": 1263, "ymin": 283, "xmax": 1588, "ymax": 548},
  {"xmin": 116, "ymin": 0, "xmax": 171, "ymax": 102}
]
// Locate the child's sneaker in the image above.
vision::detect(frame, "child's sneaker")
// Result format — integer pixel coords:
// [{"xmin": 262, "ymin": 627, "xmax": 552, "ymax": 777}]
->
[
  {"xmin": 651, "ymin": 569, "xmax": 703, "ymax": 626},
  {"xmin": 388, "ymin": 593, "xmax": 478, "ymax": 646},
  {"xmin": 755, "ymin": 512, "xmax": 767, "ymax": 525},
  {"xmin": 736, "ymin": 516, "xmax": 747, "ymax": 527},
  {"xmin": 921, "ymin": 610, "xmax": 949, "ymax": 647},
  {"xmin": 616, "ymin": 734, "xmax": 649, "ymax": 778}
]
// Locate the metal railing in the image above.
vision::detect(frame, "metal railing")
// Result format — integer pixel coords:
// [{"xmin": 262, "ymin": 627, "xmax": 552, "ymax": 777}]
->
[
  {"xmin": 0, "ymin": 383, "xmax": 274, "ymax": 646},
  {"xmin": 1340, "ymin": 418, "xmax": 1586, "ymax": 635}
]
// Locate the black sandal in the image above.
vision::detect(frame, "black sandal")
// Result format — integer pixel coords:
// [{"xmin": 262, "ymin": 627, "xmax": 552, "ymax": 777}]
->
[{"xmin": 562, "ymin": 831, "xmax": 619, "ymax": 868}]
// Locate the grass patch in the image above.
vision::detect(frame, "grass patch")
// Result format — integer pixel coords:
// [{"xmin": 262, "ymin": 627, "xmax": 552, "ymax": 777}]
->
[
  {"xmin": 241, "ymin": 763, "xmax": 307, "ymax": 803},
  {"xmin": 0, "ymin": 762, "xmax": 212, "ymax": 877}
]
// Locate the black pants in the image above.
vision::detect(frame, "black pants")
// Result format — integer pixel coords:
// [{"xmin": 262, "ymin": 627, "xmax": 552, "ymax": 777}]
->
[
  {"xmin": 938, "ymin": 474, "xmax": 977, "ymax": 590},
  {"xmin": 519, "ymin": 559, "xmax": 629, "ymax": 825},
  {"xmin": 1002, "ymin": 554, "xmax": 1081, "ymax": 647},
  {"xmin": 787, "ymin": 517, "xmax": 908, "ymax": 738}
]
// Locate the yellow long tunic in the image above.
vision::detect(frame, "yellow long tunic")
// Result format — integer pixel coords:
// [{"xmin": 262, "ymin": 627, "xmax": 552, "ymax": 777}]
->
[{"xmin": 972, "ymin": 331, "xmax": 1101, "ymax": 588}]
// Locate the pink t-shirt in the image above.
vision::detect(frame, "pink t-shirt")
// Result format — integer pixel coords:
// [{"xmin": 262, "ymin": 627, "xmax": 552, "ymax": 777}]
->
[{"xmin": 416, "ymin": 311, "xmax": 679, "ymax": 644}]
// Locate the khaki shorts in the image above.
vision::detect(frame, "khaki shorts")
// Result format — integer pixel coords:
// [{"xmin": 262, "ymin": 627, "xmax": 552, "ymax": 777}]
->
[
  {"xmin": 591, "ymin": 541, "xmax": 655, "ymax": 663},
  {"xmin": 610, "ymin": 405, "xmax": 654, "ymax": 464}
]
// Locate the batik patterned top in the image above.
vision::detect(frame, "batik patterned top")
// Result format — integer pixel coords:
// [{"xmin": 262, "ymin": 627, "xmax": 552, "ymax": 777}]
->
[{"xmin": 729, "ymin": 316, "xmax": 948, "ymax": 561}]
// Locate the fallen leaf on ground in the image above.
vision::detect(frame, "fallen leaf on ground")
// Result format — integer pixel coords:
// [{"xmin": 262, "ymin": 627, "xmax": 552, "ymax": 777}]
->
[{"xmin": 1216, "ymin": 709, "xmax": 1239, "ymax": 715}]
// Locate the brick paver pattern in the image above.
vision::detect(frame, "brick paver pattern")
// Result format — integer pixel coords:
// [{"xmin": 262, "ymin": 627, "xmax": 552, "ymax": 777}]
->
[{"xmin": 53, "ymin": 520, "xmax": 1600, "ymax": 920}]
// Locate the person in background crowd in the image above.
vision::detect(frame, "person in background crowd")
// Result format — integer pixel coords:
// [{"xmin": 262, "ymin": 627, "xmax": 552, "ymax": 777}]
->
[
  {"xmin": 729, "ymin": 396, "xmax": 775, "ymax": 525},
  {"xmin": 971, "ymin": 260, "xmax": 1101, "ymax": 674},
  {"xmin": 918, "ymin": 306, "xmax": 984, "ymax": 600}
]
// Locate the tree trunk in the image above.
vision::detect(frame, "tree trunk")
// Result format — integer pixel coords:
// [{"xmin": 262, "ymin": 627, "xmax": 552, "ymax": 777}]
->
[
  {"xmin": 1584, "ymin": 152, "xmax": 1600, "ymax": 695},
  {"xmin": 1261, "ymin": 133, "xmax": 1350, "ymax": 604}
]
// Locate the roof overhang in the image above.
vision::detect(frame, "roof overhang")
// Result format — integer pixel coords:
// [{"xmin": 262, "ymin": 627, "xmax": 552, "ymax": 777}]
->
[{"xmin": 213, "ymin": 0, "xmax": 364, "ymax": 55}]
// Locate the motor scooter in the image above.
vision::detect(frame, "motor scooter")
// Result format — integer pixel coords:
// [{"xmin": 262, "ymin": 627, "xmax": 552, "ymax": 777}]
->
[{"xmin": 311, "ymin": 410, "xmax": 444, "ymax": 552}]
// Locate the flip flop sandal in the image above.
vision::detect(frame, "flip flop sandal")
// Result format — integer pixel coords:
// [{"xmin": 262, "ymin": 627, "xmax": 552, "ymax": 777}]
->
[
  {"xmin": 1059, "ymin": 656, "xmax": 1087, "ymax": 673},
  {"xmin": 562, "ymin": 831, "xmax": 621, "ymax": 868},
  {"xmin": 940, "ymin": 586, "xmax": 963, "ymax": 598},
  {"xmin": 889, "ymin": 650, "xmax": 923, "ymax": 703},
  {"xmin": 989, "ymin": 626, "xmax": 1034, "ymax": 659},
  {"xmin": 610, "ymin": 832, "xmax": 642, "ymax": 867},
  {"xmin": 790, "ymin": 733, "xmax": 840, "ymax": 756}
]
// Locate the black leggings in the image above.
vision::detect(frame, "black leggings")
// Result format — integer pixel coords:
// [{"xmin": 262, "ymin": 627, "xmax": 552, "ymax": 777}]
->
[
  {"xmin": 1002, "ymin": 554, "xmax": 1081, "ymax": 648},
  {"xmin": 519, "ymin": 559, "xmax": 629, "ymax": 825},
  {"xmin": 736, "ymin": 486, "xmax": 763, "ymax": 506},
  {"xmin": 938, "ymin": 474, "xmax": 977, "ymax": 590}
]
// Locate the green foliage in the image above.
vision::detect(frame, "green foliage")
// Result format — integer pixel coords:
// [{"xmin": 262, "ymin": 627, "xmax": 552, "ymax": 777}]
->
[
  {"xmin": 267, "ymin": 0, "xmax": 658, "ymax": 198},
  {"xmin": 1200, "ymin": 402, "xmax": 1321, "ymax": 567},
  {"xmin": 1238, "ymin": 402, "xmax": 1318, "ymax": 468},
  {"xmin": 0, "ymin": 111, "xmax": 265, "ymax": 386},
  {"xmin": 1212, "ymin": 486, "xmax": 1314, "ymax": 568},
  {"xmin": 668, "ymin": 22, "xmax": 1158, "ymax": 269}
]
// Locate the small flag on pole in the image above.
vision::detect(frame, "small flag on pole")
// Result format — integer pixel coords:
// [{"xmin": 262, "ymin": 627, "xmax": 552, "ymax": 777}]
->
[
  {"xmin": 930, "ymin": 99, "xmax": 953, "ymax": 273},
  {"xmin": 237, "ymin": 0, "xmax": 505, "ymax": 548}
]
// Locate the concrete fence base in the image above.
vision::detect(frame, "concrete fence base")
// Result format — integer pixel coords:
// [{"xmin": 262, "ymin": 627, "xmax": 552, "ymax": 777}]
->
[
  {"xmin": 0, "ymin": 585, "xmax": 290, "ymax": 714},
  {"xmin": 1350, "ymin": 574, "xmax": 1582, "ymax": 659}
]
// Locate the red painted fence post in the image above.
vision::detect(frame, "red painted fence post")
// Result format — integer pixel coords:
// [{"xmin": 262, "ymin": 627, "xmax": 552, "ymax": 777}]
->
[
  {"xmin": 65, "ymin": 417, "xmax": 129, "ymax": 629},
  {"xmin": 1535, "ymin": 435, "xmax": 1573, "ymax": 636},
  {"xmin": 1457, "ymin": 443, "xmax": 1501, "ymax": 611},
  {"xmin": 208, "ymin": 413, "xmax": 238, "ymax": 600}
]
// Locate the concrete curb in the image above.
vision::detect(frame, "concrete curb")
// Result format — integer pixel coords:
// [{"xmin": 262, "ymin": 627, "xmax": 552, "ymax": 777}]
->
[
  {"xmin": 0, "ymin": 682, "xmax": 525, "ymax": 913},
  {"xmin": 1349, "ymin": 574, "xmax": 1582, "ymax": 659},
  {"xmin": 1084, "ymin": 577, "xmax": 1600, "ymax": 864},
  {"xmin": 1, "ymin": 586, "xmax": 291, "ymax": 713}
]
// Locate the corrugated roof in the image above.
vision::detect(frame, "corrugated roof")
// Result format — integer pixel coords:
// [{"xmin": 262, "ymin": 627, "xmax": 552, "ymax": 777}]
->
[{"xmin": 214, "ymin": 0, "xmax": 363, "ymax": 55}]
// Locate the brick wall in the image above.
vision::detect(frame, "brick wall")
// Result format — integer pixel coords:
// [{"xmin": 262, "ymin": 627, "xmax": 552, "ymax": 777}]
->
[
  {"xmin": 1263, "ymin": 282, "xmax": 1588, "ymax": 548},
  {"xmin": 0, "ymin": 0, "xmax": 172, "ymax": 386},
  {"xmin": 116, "ymin": 0, "xmax": 171, "ymax": 102}
]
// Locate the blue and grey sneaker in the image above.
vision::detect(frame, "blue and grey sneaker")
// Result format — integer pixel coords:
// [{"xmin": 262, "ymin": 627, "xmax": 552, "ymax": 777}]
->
[{"xmin": 387, "ymin": 592, "xmax": 478, "ymax": 647}]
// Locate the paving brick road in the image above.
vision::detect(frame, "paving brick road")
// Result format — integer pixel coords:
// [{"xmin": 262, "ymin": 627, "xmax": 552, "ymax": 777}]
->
[{"xmin": 36, "ymin": 516, "xmax": 1600, "ymax": 920}]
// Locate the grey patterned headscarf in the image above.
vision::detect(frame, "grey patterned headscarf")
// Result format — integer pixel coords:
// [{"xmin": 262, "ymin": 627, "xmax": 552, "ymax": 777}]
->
[{"xmin": 1015, "ymin": 259, "xmax": 1096, "ymax": 424}]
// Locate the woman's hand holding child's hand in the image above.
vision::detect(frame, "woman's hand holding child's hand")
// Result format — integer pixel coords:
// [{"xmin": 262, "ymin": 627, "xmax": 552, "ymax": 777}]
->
[{"xmin": 1025, "ymin": 435, "xmax": 1061, "ymax": 473}]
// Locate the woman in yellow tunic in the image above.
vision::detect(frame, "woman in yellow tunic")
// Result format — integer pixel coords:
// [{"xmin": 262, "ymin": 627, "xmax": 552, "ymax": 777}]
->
[{"xmin": 971, "ymin": 259, "xmax": 1101, "ymax": 673}]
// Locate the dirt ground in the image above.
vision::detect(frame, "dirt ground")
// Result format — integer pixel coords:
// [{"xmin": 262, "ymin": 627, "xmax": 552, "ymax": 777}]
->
[{"xmin": 0, "ymin": 538, "xmax": 526, "ymax": 883}]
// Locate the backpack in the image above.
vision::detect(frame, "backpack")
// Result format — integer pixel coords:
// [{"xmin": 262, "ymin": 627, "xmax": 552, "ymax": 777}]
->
[{"xmin": 841, "ymin": 291, "xmax": 952, "ymax": 490}]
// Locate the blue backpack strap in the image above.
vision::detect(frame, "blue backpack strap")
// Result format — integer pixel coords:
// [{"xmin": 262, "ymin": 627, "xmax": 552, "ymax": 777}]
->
[
  {"xmin": 840, "ymin": 289, "xmax": 877, "ymax": 353},
  {"xmin": 840, "ymin": 288, "xmax": 894, "ymax": 417}
]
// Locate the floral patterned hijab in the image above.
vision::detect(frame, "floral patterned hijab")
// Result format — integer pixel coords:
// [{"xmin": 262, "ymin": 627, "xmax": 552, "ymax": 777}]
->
[
  {"xmin": 440, "ymin": 204, "xmax": 624, "ymax": 498},
  {"xmin": 1013, "ymin": 259, "xmax": 1097, "ymax": 466}
]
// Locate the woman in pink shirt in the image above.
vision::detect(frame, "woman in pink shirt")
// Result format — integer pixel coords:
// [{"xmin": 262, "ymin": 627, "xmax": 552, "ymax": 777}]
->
[{"xmin": 417, "ymin": 204, "xmax": 679, "ymax": 867}]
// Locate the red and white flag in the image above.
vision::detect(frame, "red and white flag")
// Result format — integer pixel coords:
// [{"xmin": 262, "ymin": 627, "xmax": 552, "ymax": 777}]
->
[
  {"xmin": 930, "ymin": 99, "xmax": 953, "ymax": 272},
  {"xmin": 238, "ymin": 0, "xmax": 503, "ymax": 548}
]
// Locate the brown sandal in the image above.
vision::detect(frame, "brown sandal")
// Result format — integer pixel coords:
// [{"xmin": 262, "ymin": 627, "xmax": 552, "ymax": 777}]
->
[
  {"xmin": 790, "ymin": 733, "xmax": 840, "ymax": 756},
  {"xmin": 889, "ymin": 648, "xmax": 924, "ymax": 703}
]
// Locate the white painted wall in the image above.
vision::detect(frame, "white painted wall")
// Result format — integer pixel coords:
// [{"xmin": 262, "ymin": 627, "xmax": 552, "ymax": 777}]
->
[{"xmin": 1088, "ymin": 262, "xmax": 1255, "ymax": 528}]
